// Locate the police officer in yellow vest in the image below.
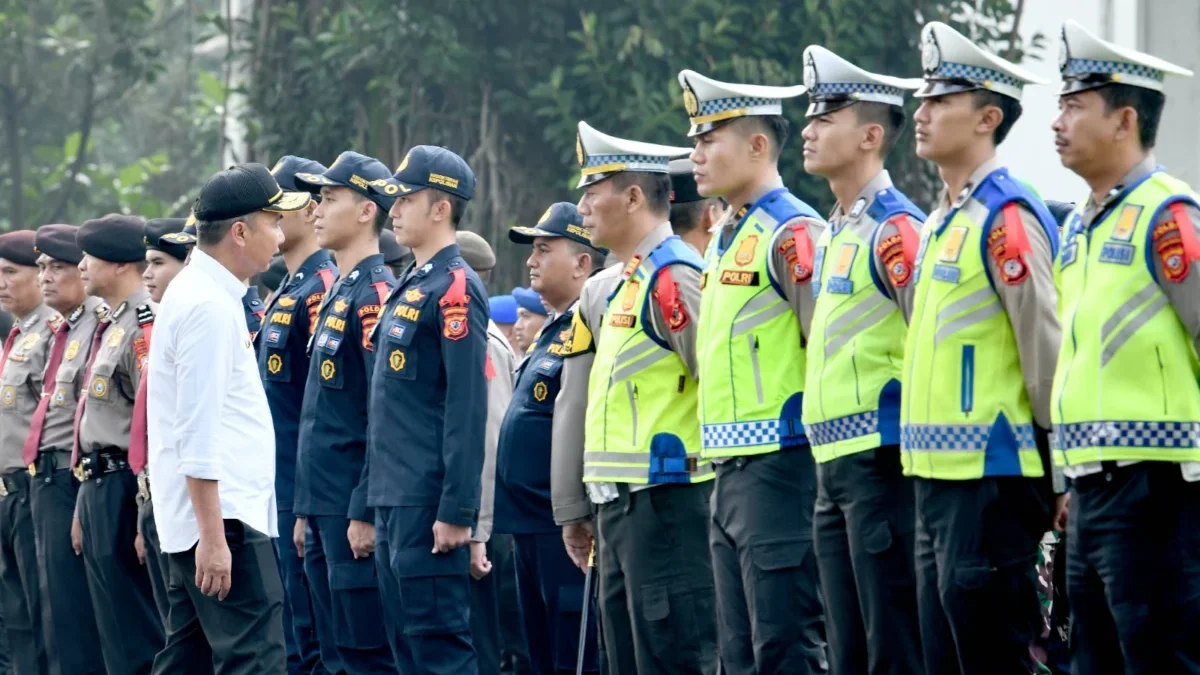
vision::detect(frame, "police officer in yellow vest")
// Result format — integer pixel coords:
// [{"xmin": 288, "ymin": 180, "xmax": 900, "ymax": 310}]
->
[
  {"xmin": 1050, "ymin": 21, "xmax": 1200, "ymax": 674},
  {"xmin": 905, "ymin": 22, "xmax": 1064, "ymax": 675},
  {"xmin": 574, "ymin": 120, "xmax": 719, "ymax": 674},
  {"xmin": 676, "ymin": 67, "xmax": 827, "ymax": 674},
  {"xmin": 799, "ymin": 45, "xmax": 926, "ymax": 675}
]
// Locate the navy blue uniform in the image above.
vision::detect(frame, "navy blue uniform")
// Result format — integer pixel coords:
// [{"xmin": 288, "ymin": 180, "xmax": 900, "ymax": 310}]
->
[
  {"xmin": 243, "ymin": 285, "xmax": 266, "ymax": 340},
  {"xmin": 257, "ymin": 250, "xmax": 337, "ymax": 675},
  {"xmin": 367, "ymin": 244, "xmax": 488, "ymax": 675},
  {"xmin": 495, "ymin": 309, "xmax": 600, "ymax": 675},
  {"xmin": 295, "ymin": 253, "xmax": 397, "ymax": 674}
]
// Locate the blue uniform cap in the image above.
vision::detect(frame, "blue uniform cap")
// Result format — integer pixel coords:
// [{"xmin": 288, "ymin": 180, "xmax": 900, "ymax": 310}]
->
[
  {"xmin": 511, "ymin": 287, "xmax": 549, "ymax": 317},
  {"xmin": 508, "ymin": 202, "xmax": 608, "ymax": 255},
  {"xmin": 369, "ymin": 145, "xmax": 476, "ymax": 201},
  {"xmin": 294, "ymin": 150, "xmax": 396, "ymax": 213},
  {"xmin": 271, "ymin": 155, "xmax": 329, "ymax": 201},
  {"xmin": 489, "ymin": 295, "xmax": 518, "ymax": 325}
]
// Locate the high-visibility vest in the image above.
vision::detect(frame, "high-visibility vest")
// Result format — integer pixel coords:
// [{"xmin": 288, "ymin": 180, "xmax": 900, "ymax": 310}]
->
[
  {"xmin": 902, "ymin": 168, "xmax": 1059, "ymax": 480},
  {"xmin": 696, "ymin": 189, "xmax": 820, "ymax": 458},
  {"xmin": 1052, "ymin": 170, "xmax": 1200, "ymax": 465},
  {"xmin": 584, "ymin": 236, "xmax": 712, "ymax": 484},
  {"xmin": 805, "ymin": 188, "xmax": 925, "ymax": 462}
]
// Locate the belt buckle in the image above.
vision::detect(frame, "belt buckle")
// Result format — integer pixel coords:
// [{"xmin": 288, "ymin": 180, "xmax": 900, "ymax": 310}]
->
[
  {"xmin": 137, "ymin": 472, "xmax": 149, "ymax": 501},
  {"xmin": 0, "ymin": 480, "xmax": 8, "ymax": 498},
  {"xmin": 74, "ymin": 458, "xmax": 92, "ymax": 483},
  {"xmin": 27, "ymin": 462, "xmax": 37, "ymax": 478}
]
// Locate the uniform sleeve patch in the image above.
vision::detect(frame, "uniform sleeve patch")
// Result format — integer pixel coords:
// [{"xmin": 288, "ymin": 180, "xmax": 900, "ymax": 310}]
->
[
  {"xmin": 988, "ymin": 205, "xmax": 1034, "ymax": 286},
  {"xmin": 305, "ymin": 292, "xmax": 323, "ymax": 306},
  {"xmin": 357, "ymin": 304, "xmax": 382, "ymax": 351},
  {"xmin": 439, "ymin": 268, "xmax": 471, "ymax": 341},
  {"xmin": 1153, "ymin": 219, "xmax": 1189, "ymax": 282},
  {"xmin": 876, "ymin": 234, "xmax": 912, "ymax": 288},
  {"xmin": 777, "ymin": 221, "xmax": 814, "ymax": 284},
  {"xmin": 652, "ymin": 268, "xmax": 690, "ymax": 333}
]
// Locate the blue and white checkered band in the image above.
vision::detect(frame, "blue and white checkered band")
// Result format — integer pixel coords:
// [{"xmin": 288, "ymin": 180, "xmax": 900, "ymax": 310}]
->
[
  {"xmin": 932, "ymin": 61, "xmax": 1023, "ymax": 91},
  {"xmin": 698, "ymin": 96, "xmax": 781, "ymax": 117},
  {"xmin": 1063, "ymin": 58, "xmax": 1165, "ymax": 87},
  {"xmin": 583, "ymin": 153, "xmax": 670, "ymax": 173},
  {"xmin": 810, "ymin": 82, "xmax": 905, "ymax": 106}
]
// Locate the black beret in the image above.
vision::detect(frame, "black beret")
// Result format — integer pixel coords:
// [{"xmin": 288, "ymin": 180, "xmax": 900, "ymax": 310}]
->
[
  {"xmin": 34, "ymin": 224, "xmax": 83, "ymax": 265},
  {"xmin": 669, "ymin": 158, "xmax": 704, "ymax": 204},
  {"xmin": 77, "ymin": 214, "xmax": 148, "ymax": 263},
  {"xmin": 0, "ymin": 230, "xmax": 40, "ymax": 267},
  {"xmin": 144, "ymin": 218, "xmax": 193, "ymax": 261},
  {"xmin": 260, "ymin": 255, "xmax": 288, "ymax": 292},
  {"xmin": 379, "ymin": 229, "xmax": 412, "ymax": 266}
]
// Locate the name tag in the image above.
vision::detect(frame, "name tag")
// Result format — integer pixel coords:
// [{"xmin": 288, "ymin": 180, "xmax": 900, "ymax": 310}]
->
[
  {"xmin": 932, "ymin": 264, "xmax": 961, "ymax": 284},
  {"xmin": 825, "ymin": 278, "xmax": 854, "ymax": 295},
  {"xmin": 1098, "ymin": 242, "xmax": 1134, "ymax": 265},
  {"xmin": 719, "ymin": 269, "xmax": 759, "ymax": 286},
  {"xmin": 609, "ymin": 314, "xmax": 636, "ymax": 328}
]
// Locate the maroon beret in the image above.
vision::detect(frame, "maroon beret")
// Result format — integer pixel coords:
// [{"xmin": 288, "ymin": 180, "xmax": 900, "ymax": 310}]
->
[
  {"xmin": 0, "ymin": 231, "xmax": 39, "ymax": 267},
  {"xmin": 34, "ymin": 224, "xmax": 83, "ymax": 265}
]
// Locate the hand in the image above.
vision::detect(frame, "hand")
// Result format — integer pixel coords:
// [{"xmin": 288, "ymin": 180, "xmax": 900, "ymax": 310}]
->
[
  {"xmin": 347, "ymin": 519, "xmax": 376, "ymax": 559},
  {"xmin": 562, "ymin": 520, "xmax": 594, "ymax": 573},
  {"xmin": 1053, "ymin": 492, "xmax": 1070, "ymax": 533},
  {"xmin": 431, "ymin": 521, "xmax": 471, "ymax": 554},
  {"xmin": 293, "ymin": 517, "xmax": 305, "ymax": 558},
  {"xmin": 135, "ymin": 532, "xmax": 146, "ymax": 565},
  {"xmin": 71, "ymin": 515, "xmax": 83, "ymax": 556},
  {"xmin": 195, "ymin": 534, "xmax": 233, "ymax": 600},
  {"xmin": 469, "ymin": 542, "xmax": 492, "ymax": 580}
]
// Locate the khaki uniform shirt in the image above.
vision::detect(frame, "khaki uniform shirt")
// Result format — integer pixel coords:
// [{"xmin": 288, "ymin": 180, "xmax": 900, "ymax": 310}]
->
[
  {"xmin": 79, "ymin": 288, "xmax": 156, "ymax": 453},
  {"xmin": 38, "ymin": 298, "xmax": 107, "ymax": 455},
  {"xmin": 0, "ymin": 304, "xmax": 59, "ymax": 472}
]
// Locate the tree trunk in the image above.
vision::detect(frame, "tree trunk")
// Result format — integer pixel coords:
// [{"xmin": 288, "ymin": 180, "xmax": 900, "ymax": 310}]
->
[{"xmin": 3, "ymin": 92, "xmax": 22, "ymax": 230}]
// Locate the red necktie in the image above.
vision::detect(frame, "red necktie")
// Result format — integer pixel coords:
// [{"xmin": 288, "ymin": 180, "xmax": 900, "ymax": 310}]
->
[
  {"xmin": 71, "ymin": 319, "xmax": 111, "ymax": 468},
  {"xmin": 0, "ymin": 326, "xmax": 18, "ymax": 378},
  {"xmin": 22, "ymin": 321, "xmax": 71, "ymax": 466},
  {"xmin": 128, "ymin": 368, "xmax": 149, "ymax": 474}
]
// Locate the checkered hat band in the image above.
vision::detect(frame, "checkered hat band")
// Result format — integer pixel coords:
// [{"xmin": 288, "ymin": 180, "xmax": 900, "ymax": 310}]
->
[
  {"xmin": 702, "ymin": 419, "xmax": 783, "ymax": 449},
  {"xmin": 1052, "ymin": 421, "xmax": 1200, "ymax": 451},
  {"xmin": 933, "ymin": 62, "xmax": 1023, "ymax": 90},
  {"xmin": 698, "ymin": 96, "xmax": 781, "ymax": 116},
  {"xmin": 811, "ymin": 82, "xmax": 905, "ymax": 107},
  {"xmin": 901, "ymin": 423, "xmax": 1036, "ymax": 452},
  {"xmin": 583, "ymin": 154, "xmax": 670, "ymax": 171},
  {"xmin": 806, "ymin": 410, "xmax": 880, "ymax": 447}
]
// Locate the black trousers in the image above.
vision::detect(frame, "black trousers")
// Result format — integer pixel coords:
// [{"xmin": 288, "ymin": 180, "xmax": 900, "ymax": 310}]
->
[
  {"xmin": 813, "ymin": 447, "xmax": 922, "ymax": 675},
  {"xmin": 596, "ymin": 482, "xmax": 718, "ymax": 675},
  {"xmin": 138, "ymin": 496, "xmax": 174, "ymax": 625},
  {"xmin": 914, "ymin": 476, "xmax": 1050, "ymax": 675},
  {"xmin": 711, "ymin": 451, "xmax": 827, "ymax": 675},
  {"xmin": 0, "ymin": 471, "xmax": 48, "ymax": 675},
  {"xmin": 152, "ymin": 520, "xmax": 287, "ymax": 675},
  {"xmin": 29, "ymin": 466, "xmax": 104, "ymax": 675},
  {"xmin": 512, "ymin": 532, "xmax": 599, "ymax": 675},
  {"xmin": 78, "ymin": 470, "xmax": 164, "ymax": 675},
  {"xmin": 274, "ymin": 509, "xmax": 324, "ymax": 675},
  {"xmin": 1067, "ymin": 463, "xmax": 1200, "ymax": 675}
]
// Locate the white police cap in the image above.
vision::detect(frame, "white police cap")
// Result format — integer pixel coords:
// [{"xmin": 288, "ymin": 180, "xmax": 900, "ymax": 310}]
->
[
  {"xmin": 917, "ymin": 21, "xmax": 1048, "ymax": 101},
  {"xmin": 575, "ymin": 121, "xmax": 691, "ymax": 189},
  {"xmin": 802, "ymin": 45, "xmax": 923, "ymax": 117},
  {"xmin": 677, "ymin": 70, "xmax": 806, "ymax": 137},
  {"xmin": 1059, "ymin": 19, "xmax": 1192, "ymax": 95}
]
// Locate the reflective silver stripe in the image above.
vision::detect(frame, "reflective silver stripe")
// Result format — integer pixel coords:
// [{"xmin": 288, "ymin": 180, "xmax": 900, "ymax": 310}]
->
[
  {"xmin": 934, "ymin": 301, "xmax": 1003, "ymax": 346},
  {"xmin": 1101, "ymin": 284, "xmax": 1158, "ymax": 344},
  {"xmin": 612, "ymin": 339, "xmax": 658, "ymax": 370},
  {"xmin": 626, "ymin": 381, "xmax": 638, "ymax": 443},
  {"xmin": 584, "ymin": 451, "xmax": 650, "ymax": 463},
  {"xmin": 826, "ymin": 294, "xmax": 890, "ymax": 338},
  {"xmin": 735, "ymin": 291, "xmax": 779, "ymax": 320},
  {"xmin": 1101, "ymin": 295, "xmax": 1170, "ymax": 367},
  {"xmin": 732, "ymin": 302, "xmax": 790, "ymax": 337},
  {"xmin": 748, "ymin": 333, "xmax": 764, "ymax": 403},
  {"xmin": 611, "ymin": 347, "xmax": 673, "ymax": 383},
  {"xmin": 936, "ymin": 287, "xmax": 993, "ymax": 325},
  {"xmin": 825, "ymin": 299, "xmax": 894, "ymax": 358},
  {"xmin": 961, "ymin": 197, "xmax": 989, "ymax": 225}
]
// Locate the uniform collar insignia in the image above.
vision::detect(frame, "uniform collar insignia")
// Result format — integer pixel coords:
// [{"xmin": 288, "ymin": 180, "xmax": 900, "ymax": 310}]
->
[
  {"xmin": 849, "ymin": 198, "xmax": 867, "ymax": 219},
  {"xmin": 111, "ymin": 302, "xmax": 128, "ymax": 320},
  {"xmin": 68, "ymin": 304, "xmax": 85, "ymax": 324},
  {"xmin": 952, "ymin": 184, "xmax": 972, "ymax": 208},
  {"xmin": 21, "ymin": 314, "xmax": 38, "ymax": 331}
]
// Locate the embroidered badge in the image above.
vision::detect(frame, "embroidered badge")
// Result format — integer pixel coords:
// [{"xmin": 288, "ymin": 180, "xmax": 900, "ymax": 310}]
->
[
  {"xmin": 1111, "ymin": 204, "xmax": 1142, "ymax": 242},
  {"xmin": 621, "ymin": 279, "xmax": 640, "ymax": 312},
  {"xmin": 389, "ymin": 350, "xmax": 406, "ymax": 372},
  {"xmin": 533, "ymin": 381, "xmax": 549, "ymax": 402},
  {"xmin": 405, "ymin": 288, "xmax": 426, "ymax": 304},
  {"xmin": 876, "ymin": 234, "xmax": 912, "ymax": 288},
  {"xmin": 1153, "ymin": 219, "xmax": 1188, "ymax": 282},
  {"xmin": 320, "ymin": 359, "xmax": 336, "ymax": 381},
  {"xmin": 734, "ymin": 235, "xmax": 758, "ymax": 267},
  {"xmin": 65, "ymin": 340, "xmax": 81, "ymax": 361},
  {"xmin": 267, "ymin": 354, "xmax": 283, "ymax": 375},
  {"xmin": 106, "ymin": 326, "xmax": 126, "ymax": 349},
  {"xmin": 278, "ymin": 297, "xmax": 297, "ymax": 308},
  {"xmin": 90, "ymin": 377, "xmax": 109, "ymax": 399}
]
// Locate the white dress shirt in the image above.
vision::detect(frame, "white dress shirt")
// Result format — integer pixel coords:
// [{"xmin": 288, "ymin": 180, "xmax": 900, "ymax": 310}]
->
[{"xmin": 148, "ymin": 249, "xmax": 278, "ymax": 554}]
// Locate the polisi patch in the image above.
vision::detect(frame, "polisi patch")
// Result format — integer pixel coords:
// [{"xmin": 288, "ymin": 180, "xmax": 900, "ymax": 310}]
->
[{"xmin": 1098, "ymin": 242, "xmax": 1134, "ymax": 265}]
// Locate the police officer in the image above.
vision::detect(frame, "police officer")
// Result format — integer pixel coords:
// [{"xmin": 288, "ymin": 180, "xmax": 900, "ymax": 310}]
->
[
  {"xmin": 573, "ymin": 121, "xmax": 718, "ymax": 674},
  {"xmin": 135, "ymin": 216, "xmax": 195, "ymax": 629},
  {"xmin": 798, "ymin": 45, "xmax": 927, "ymax": 675},
  {"xmin": 0, "ymin": 229, "xmax": 55, "ymax": 675},
  {"xmin": 904, "ymin": 22, "xmax": 1061, "ymax": 674},
  {"xmin": 25, "ymin": 224, "xmax": 106, "ymax": 675},
  {"xmin": 1050, "ymin": 21, "xmax": 1200, "ymax": 673},
  {"xmin": 292, "ymin": 151, "xmax": 397, "ymax": 674},
  {"xmin": 676, "ymin": 67, "xmax": 827, "ymax": 674},
  {"xmin": 258, "ymin": 155, "xmax": 335, "ymax": 675},
  {"xmin": 493, "ymin": 203, "xmax": 605, "ymax": 675},
  {"xmin": 74, "ymin": 214, "xmax": 165, "ymax": 674},
  {"xmin": 667, "ymin": 158, "xmax": 722, "ymax": 254},
  {"xmin": 365, "ymin": 145, "xmax": 487, "ymax": 675}
]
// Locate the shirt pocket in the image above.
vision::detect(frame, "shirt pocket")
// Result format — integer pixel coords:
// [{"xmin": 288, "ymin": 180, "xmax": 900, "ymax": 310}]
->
[
  {"xmin": 525, "ymin": 356, "xmax": 563, "ymax": 409},
  {"xmin": 313, "ymin": 328, "xmax": 346, "ymax": 390},
  {"xmin": 52, "ymin": 360, "xmax": 83, "ymax": 409},
  {"xmin": 86, "ymin": 360, "xmax": 120, "ymax": 406},
  {"xmin": 380, "ymin": 317, "xmax": 418, "ymax": 381},
  {"xmin": 260, "ymin": 319, "xmax": 295, "ymax": 384}
]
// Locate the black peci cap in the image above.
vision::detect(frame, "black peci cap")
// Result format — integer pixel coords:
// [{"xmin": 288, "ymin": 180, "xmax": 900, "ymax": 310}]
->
[
  {"xmin": 0, "ymin": 231, "xmax": 39, "ymax": 267},
  {"xmin": 668, "ymin": 159, "xmax": 704, "ymax": 204},
  {"xmin": 34, "ymin": 224, "xmax": 84, "ymax": 265},
  {"xmin": 193, "ymin": 163, "xmax": 311, "ymax": 223},
  {"xmin": 77, "ymin": 214, "xmax": 148, "ymax": 263}
]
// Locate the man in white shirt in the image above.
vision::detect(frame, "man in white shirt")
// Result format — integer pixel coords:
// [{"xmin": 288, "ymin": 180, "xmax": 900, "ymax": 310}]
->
[{"xmin": 147, "ymin": 163, "xmax": 308, "ymax": 675}]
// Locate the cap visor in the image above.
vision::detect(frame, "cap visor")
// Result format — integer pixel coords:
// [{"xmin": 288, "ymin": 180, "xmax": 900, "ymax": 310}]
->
[
  {"xmin": 913, "ymin": 80, "xmax": 980, "ymax": 99},
  {"xmin": 263, "ymin": 190, "xmax": 312, "ymax": 213},
  {"xmin": 368, "ymin": 179, "xmax": 427, "ymax": 198},
  {"xmin": 293, "ymin": 173, "xmax": 337, "ymax": 193},
  {"xmin": 508, "ymin": 226, "xmax": 561, "ymax": 244}
]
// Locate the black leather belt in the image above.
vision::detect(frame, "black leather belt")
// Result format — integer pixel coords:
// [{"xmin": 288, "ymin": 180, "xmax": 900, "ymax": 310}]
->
[
  {"xmin": 73, "ymin": 449, "xmax": 129, "ymax": 483},
  {"xmin": 0, "ymin": 470, "xmax": 30, "ymax": 498}
]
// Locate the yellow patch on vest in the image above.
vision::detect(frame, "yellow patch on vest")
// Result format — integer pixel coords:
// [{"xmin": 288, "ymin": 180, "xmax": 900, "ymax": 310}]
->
[
  {"xmin": 939, "ymin": 226, "xmax": 968, "ymax": 263},
  {"xmin": 1112, "ymin": 204, "xmax": 1143, "ymax": 242},
  {"xmin": 621, "ymin": 280, "xmax": 640, "ymax": 311},
  {"xmin": 734, "ymin": 234, "xmax": 758, "ymax": 267}
]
